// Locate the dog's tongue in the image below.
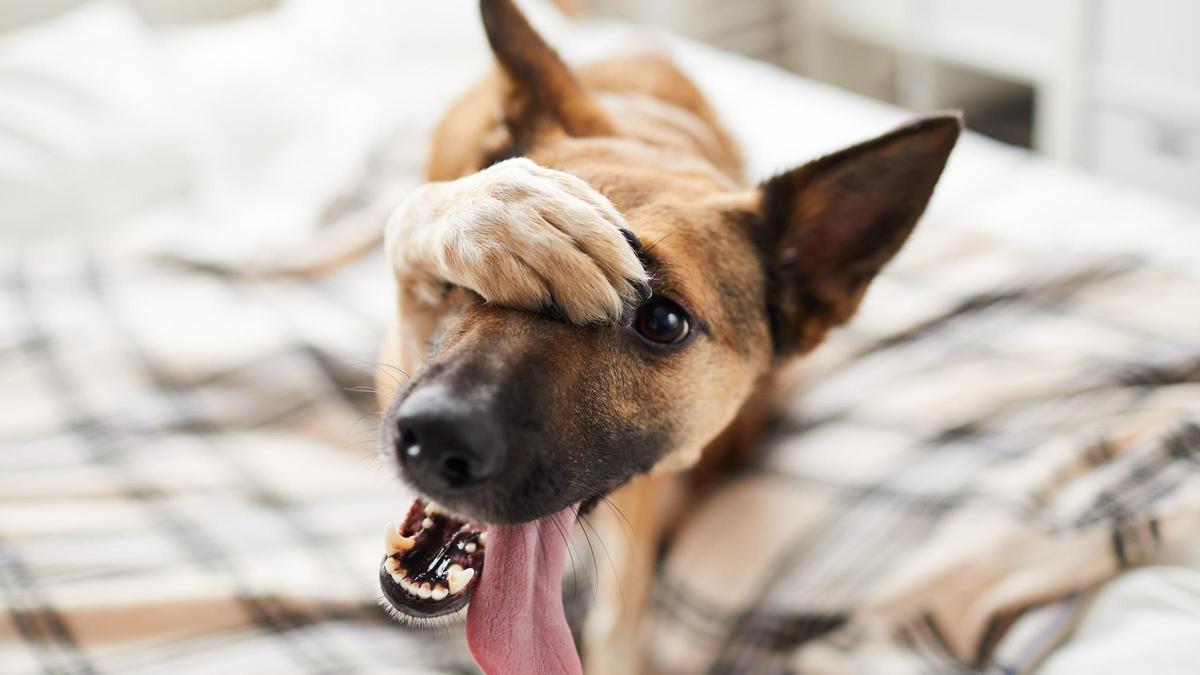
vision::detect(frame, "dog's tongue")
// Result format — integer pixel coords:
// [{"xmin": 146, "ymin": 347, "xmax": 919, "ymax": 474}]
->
[{"xmin": 466, "ymin": 507, "xmax": 581, "ymax": 675}]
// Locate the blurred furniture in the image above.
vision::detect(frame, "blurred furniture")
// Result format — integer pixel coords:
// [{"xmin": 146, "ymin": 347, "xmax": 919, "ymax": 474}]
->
[
  {"xmin": 593, "ymin": 0, "xmax": 1200, "ymax": 206},
  {"xmin": 784, "ymin": 0, "xmax": 1200, "ymax": 205},
  {"xmin": 590, "ymin": 0, "xmax": 786, "ymax": 62}
]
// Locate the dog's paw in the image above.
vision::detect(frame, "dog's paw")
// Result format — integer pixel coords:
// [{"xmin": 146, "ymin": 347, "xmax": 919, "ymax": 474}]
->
[{"xmin": 386, "ymin": 158, "xmax": 649, "ymax": 325}]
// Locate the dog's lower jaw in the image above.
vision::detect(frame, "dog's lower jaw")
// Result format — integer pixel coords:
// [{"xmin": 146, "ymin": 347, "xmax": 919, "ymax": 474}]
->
[
  {"xmin": 380, "ymin": 491, "xmax": 599, "ymax": 674},
  {"xmin": 379, "ymin": 499, "xmax": 485, "ymax": 620}
]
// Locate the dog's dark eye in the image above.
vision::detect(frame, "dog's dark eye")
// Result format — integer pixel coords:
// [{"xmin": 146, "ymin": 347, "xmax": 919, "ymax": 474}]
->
[{"xmin": 634, "ymin": 298, "xmax": 690, "ymax": 344}]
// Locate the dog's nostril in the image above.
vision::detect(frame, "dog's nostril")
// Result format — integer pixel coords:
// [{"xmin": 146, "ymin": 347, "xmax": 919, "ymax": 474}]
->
[
  {"xmin": 397, "ymin": 426, "xmax": 420, "ymax": 459},
  {"xmin": 393, "ymin": 425, "xmax": 422, "ymax": 461},
  {"xmin": 394, "ymin": 393, "xmax": 504, "ymax": 492},
  {"xmin": 439, "ymin": 454, "xmax": 474, "ymax": 488}
]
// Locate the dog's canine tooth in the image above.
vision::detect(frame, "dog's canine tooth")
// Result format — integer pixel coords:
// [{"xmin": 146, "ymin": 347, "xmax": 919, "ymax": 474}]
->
[
  {"xmin": 448, "ymin": 566, "xmax": 475, "ymax": 594},
  {"xmin": 464, "ymin": 542, "xmax": 477, "ymax": 554},
  {"xmin": 418, "ymin": 582, "xmax": 433, "ymax": 599},
  {"xmin": 385, "ymin": 523, "xmax": 416, "ymax": 554},
  {"xmin": 431, "ymin": 584, "xmax": 449, "ymax": 601},
  {"xmin": 384, "ymin": 557, "xmax": 400, "ymax": 573},
  {"xmin": 421, "ymin": 517, "xmax": 434, "ymax": 530}
]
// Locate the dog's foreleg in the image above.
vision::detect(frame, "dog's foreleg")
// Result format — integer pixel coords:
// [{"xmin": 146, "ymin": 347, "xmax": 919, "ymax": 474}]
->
[
  {"xmin": 385, "ymin": 157, "xmax": 649, "ymax": 323},
  {"xmin": 584, "ymin": 473, "xmax": 680, "ymax": 675},
  {"xmin": 378, "ymin": 157, "xmax": 650, "ymax": 388}
]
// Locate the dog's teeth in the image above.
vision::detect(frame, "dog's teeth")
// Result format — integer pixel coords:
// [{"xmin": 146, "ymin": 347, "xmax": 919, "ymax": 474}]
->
[
  {"xmin": 400, "ymin": 577, "xmax": 413, "ymax": 592},
  {"xmin": 477, "ymin": 532, "xmax": 488, "ymax": 547},
  {"xmin": 448, "ymin": 566, "xmax": 475, "ymax": 594},
  {"xmin": 464, "ymin": 542, "xmax": 477, "ymax": 554},
  {"xmin": 431, "ymin": 584, "xmax": 449, "ymax": 601},
  {"xmin": 418, "ymin": 582, "xmax": 433, "ymax": 599},
  {"xmin": 384, "ymin": 557, "xmax": 400, "ymax": 573},
  {"xmin": 385, "ymin": 523, "xmax": 415, "ymax": 554},
  {"xmin": 421, "ymin": 517, "xmax": 434, "ymax": 530},
  {"xmin": 390, "ymin": 572, "xmax": 404, "ymax": 585},
  {"xmin": 425, "ymin": 502, "xmax": 440, "ymax": 516}
]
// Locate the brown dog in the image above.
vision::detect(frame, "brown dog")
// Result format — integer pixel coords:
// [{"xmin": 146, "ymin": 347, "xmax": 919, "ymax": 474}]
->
[{"xmin": 375, "ymin": 2, "xmax": 960, "ymax": 673}]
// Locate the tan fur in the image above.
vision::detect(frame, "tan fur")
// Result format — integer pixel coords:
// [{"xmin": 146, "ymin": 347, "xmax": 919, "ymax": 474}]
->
[
  {"xmin": 376, "ymin": 4, "xmax": 958, "ymax": 672},
  {"xmin": 384, "ymin": 55, "xmax": 764, "ymax": 672}
]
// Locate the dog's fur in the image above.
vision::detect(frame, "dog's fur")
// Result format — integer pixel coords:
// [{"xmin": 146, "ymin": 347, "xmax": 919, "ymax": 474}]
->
[{"xmin": 376, "ymin": 1, "xmax": 959, "ymax": 671}]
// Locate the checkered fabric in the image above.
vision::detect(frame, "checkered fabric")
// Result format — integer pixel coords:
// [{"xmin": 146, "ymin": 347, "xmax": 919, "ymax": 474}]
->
[
  {"xmin": 647, "ymin": 225, "xmax": 1200, "ymax": 674},
  {"xmin": 5, "ymin": 212, "xmax": 1200, "ymax": 675},
  {"xmin": 0, "ymin": 241, "xmax": 478, "ymax": 674},
  {"xmin": 2, "ymin": 174, "xmax": 1200, "ymax": 675}
]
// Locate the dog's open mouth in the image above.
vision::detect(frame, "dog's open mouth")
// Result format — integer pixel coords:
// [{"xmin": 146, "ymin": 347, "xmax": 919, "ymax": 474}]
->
[
  {"xmin": 379, "ymin": 499, "xmax": 484, "ymax": 618},
  {"xmin": 380, "ymin": 498, "xmax": 584, "ymax": 673}
]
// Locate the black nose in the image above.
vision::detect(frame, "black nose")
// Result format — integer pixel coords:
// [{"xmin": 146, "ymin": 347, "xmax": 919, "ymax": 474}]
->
[{"xmin": 394, "ymin": 386, "xmax": 505, "ymax": 490}]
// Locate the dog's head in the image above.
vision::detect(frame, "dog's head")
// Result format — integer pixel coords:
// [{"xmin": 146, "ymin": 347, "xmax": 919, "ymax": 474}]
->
[{"xmin": 379, "ymin": 1, "xmax": 959, "ymax": 527}]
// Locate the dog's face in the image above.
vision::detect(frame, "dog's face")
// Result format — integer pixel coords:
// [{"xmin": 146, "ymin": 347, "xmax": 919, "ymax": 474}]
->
[
  {"xmin": 378, "ymin": 3, "xmax": 959, "ymax": 526},
  {"xmin": 381, "ymin": 121, "xmax": 958, "ymax": 526},
  {"xmin": 382, "ymin": 169, "xmax": 774, "ymax": 523}
]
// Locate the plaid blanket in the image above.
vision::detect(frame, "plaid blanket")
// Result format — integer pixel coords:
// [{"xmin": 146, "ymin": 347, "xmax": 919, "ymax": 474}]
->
[
  {"xmin": 4, "ymin": 206, "xmax": 1199, "ymax": 674},
  {"xmin": 0, "ymin": 240, "xmax": 477, "ymax": 674},
  {"xmin": 647, "ymin": 226, "xmax": 1200, "ymax": 674}
]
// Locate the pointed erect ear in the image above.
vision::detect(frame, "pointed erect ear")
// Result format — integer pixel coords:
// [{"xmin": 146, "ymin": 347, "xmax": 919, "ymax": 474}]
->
[
  {"xmin": 480, "ymin": 0, "xmax": 613, "ymax": 146},
  {"xmin": 757, "ymin": 114, "xmax": 961, "ymax": 356}
]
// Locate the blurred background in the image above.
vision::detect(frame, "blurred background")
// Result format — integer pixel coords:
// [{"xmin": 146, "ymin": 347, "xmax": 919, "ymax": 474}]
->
[
  {"xmin": 3, "ymin": 0, "xmax": 1197, "ymax": 206},
  {"xmin": 596, "ymin": 0, "xmax": 1200, "ymax": 206}
]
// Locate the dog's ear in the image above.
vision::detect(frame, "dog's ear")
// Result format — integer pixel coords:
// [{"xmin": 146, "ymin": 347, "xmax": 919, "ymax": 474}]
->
[
  {"xmin": 480, "ymin": 0, "xmax": 613, "ymax": 147},
  {"xmin": 756, "ymin": 114, "xmax": 961, "ymax": 356}
]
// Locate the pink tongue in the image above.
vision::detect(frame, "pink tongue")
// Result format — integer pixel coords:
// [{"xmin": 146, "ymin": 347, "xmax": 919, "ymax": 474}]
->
[{"xmin": 466, "ymin": 507, "xmax": 581, "ymax": 675}]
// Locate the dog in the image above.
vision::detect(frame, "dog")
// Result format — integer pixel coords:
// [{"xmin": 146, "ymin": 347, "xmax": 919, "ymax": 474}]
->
[{"xmin": 375, "ymin": 2, "xmax": 960, "ymax": 673}]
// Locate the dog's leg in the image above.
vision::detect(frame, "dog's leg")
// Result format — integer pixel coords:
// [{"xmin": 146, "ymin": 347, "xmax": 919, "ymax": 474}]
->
[
  {"xmin": 378, "ymin": 156, "xmax": 649, "ymax": 386},
  {"xmin": 584, "ymin": 473, "xmax": 679, "ymax": 675}
]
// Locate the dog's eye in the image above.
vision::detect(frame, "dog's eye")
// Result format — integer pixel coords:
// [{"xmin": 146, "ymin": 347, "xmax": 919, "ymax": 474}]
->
[{"xmin": 634, "ymin": 298, "xmax": 690, "ymax": 344}]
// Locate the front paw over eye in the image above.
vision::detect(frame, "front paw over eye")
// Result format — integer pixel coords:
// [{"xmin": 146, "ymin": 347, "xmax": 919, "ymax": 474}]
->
[
  {"xmin": 634, "ymin": 298, "xmax": 691, "ymax": 345},
  {"xmin": 386, "ymin": 157, "xmax": 650, "ymax": 326}
]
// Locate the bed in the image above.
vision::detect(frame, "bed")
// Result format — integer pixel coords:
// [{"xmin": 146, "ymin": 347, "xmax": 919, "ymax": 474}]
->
[{"xmin": 2, "ymin": 1, "xmax": 1199, "ymax": 673}]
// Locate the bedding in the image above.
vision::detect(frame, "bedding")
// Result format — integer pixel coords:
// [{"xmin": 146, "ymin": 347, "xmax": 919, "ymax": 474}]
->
[{"xmin": 2, "ymin": 2, "xmax": 1199, "ymax": 673}]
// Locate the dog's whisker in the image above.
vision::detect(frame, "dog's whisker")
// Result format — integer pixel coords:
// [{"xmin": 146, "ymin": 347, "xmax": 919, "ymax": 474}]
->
[
  {"xmin": 546, "ymin": 511, "xmax": 581, "ymax": 599},
  {"xmin": 345, "ymin": 409, "xmax": 385, "ymax": 441},
  {"xmin": 580, "ymin": 512, "xmax": 628, "ymax": 611},
  {"xmin": 576, "ymin": 513, "xmax": 603, "ymax": 603},
  {"xmin": 376, "ymin": 362, "xmax": 411, "ymax": 381},
  {"xmin": 599, "ymin": 495, "xmax": 638, "ymax": 544},
  {"xmin": 643, "ymin": 231, "xmax": 675, "ymax": 254},
  {"xmin": 350, "ymin": 359, "xmax": 412, "ymax": 389},
  {"xmin": 576, "ymin": 511, "xmax": 600, "ymax": 584}
]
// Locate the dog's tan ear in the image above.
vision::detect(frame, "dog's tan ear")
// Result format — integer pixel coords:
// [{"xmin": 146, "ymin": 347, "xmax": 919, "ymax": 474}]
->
[
  {"xmin": 757, "ymin": 113, "xmax": 961, "ymax": 355},
  {"xmin": 480, "ymin": 0, "xmax": 613, "ymax": 146}
]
